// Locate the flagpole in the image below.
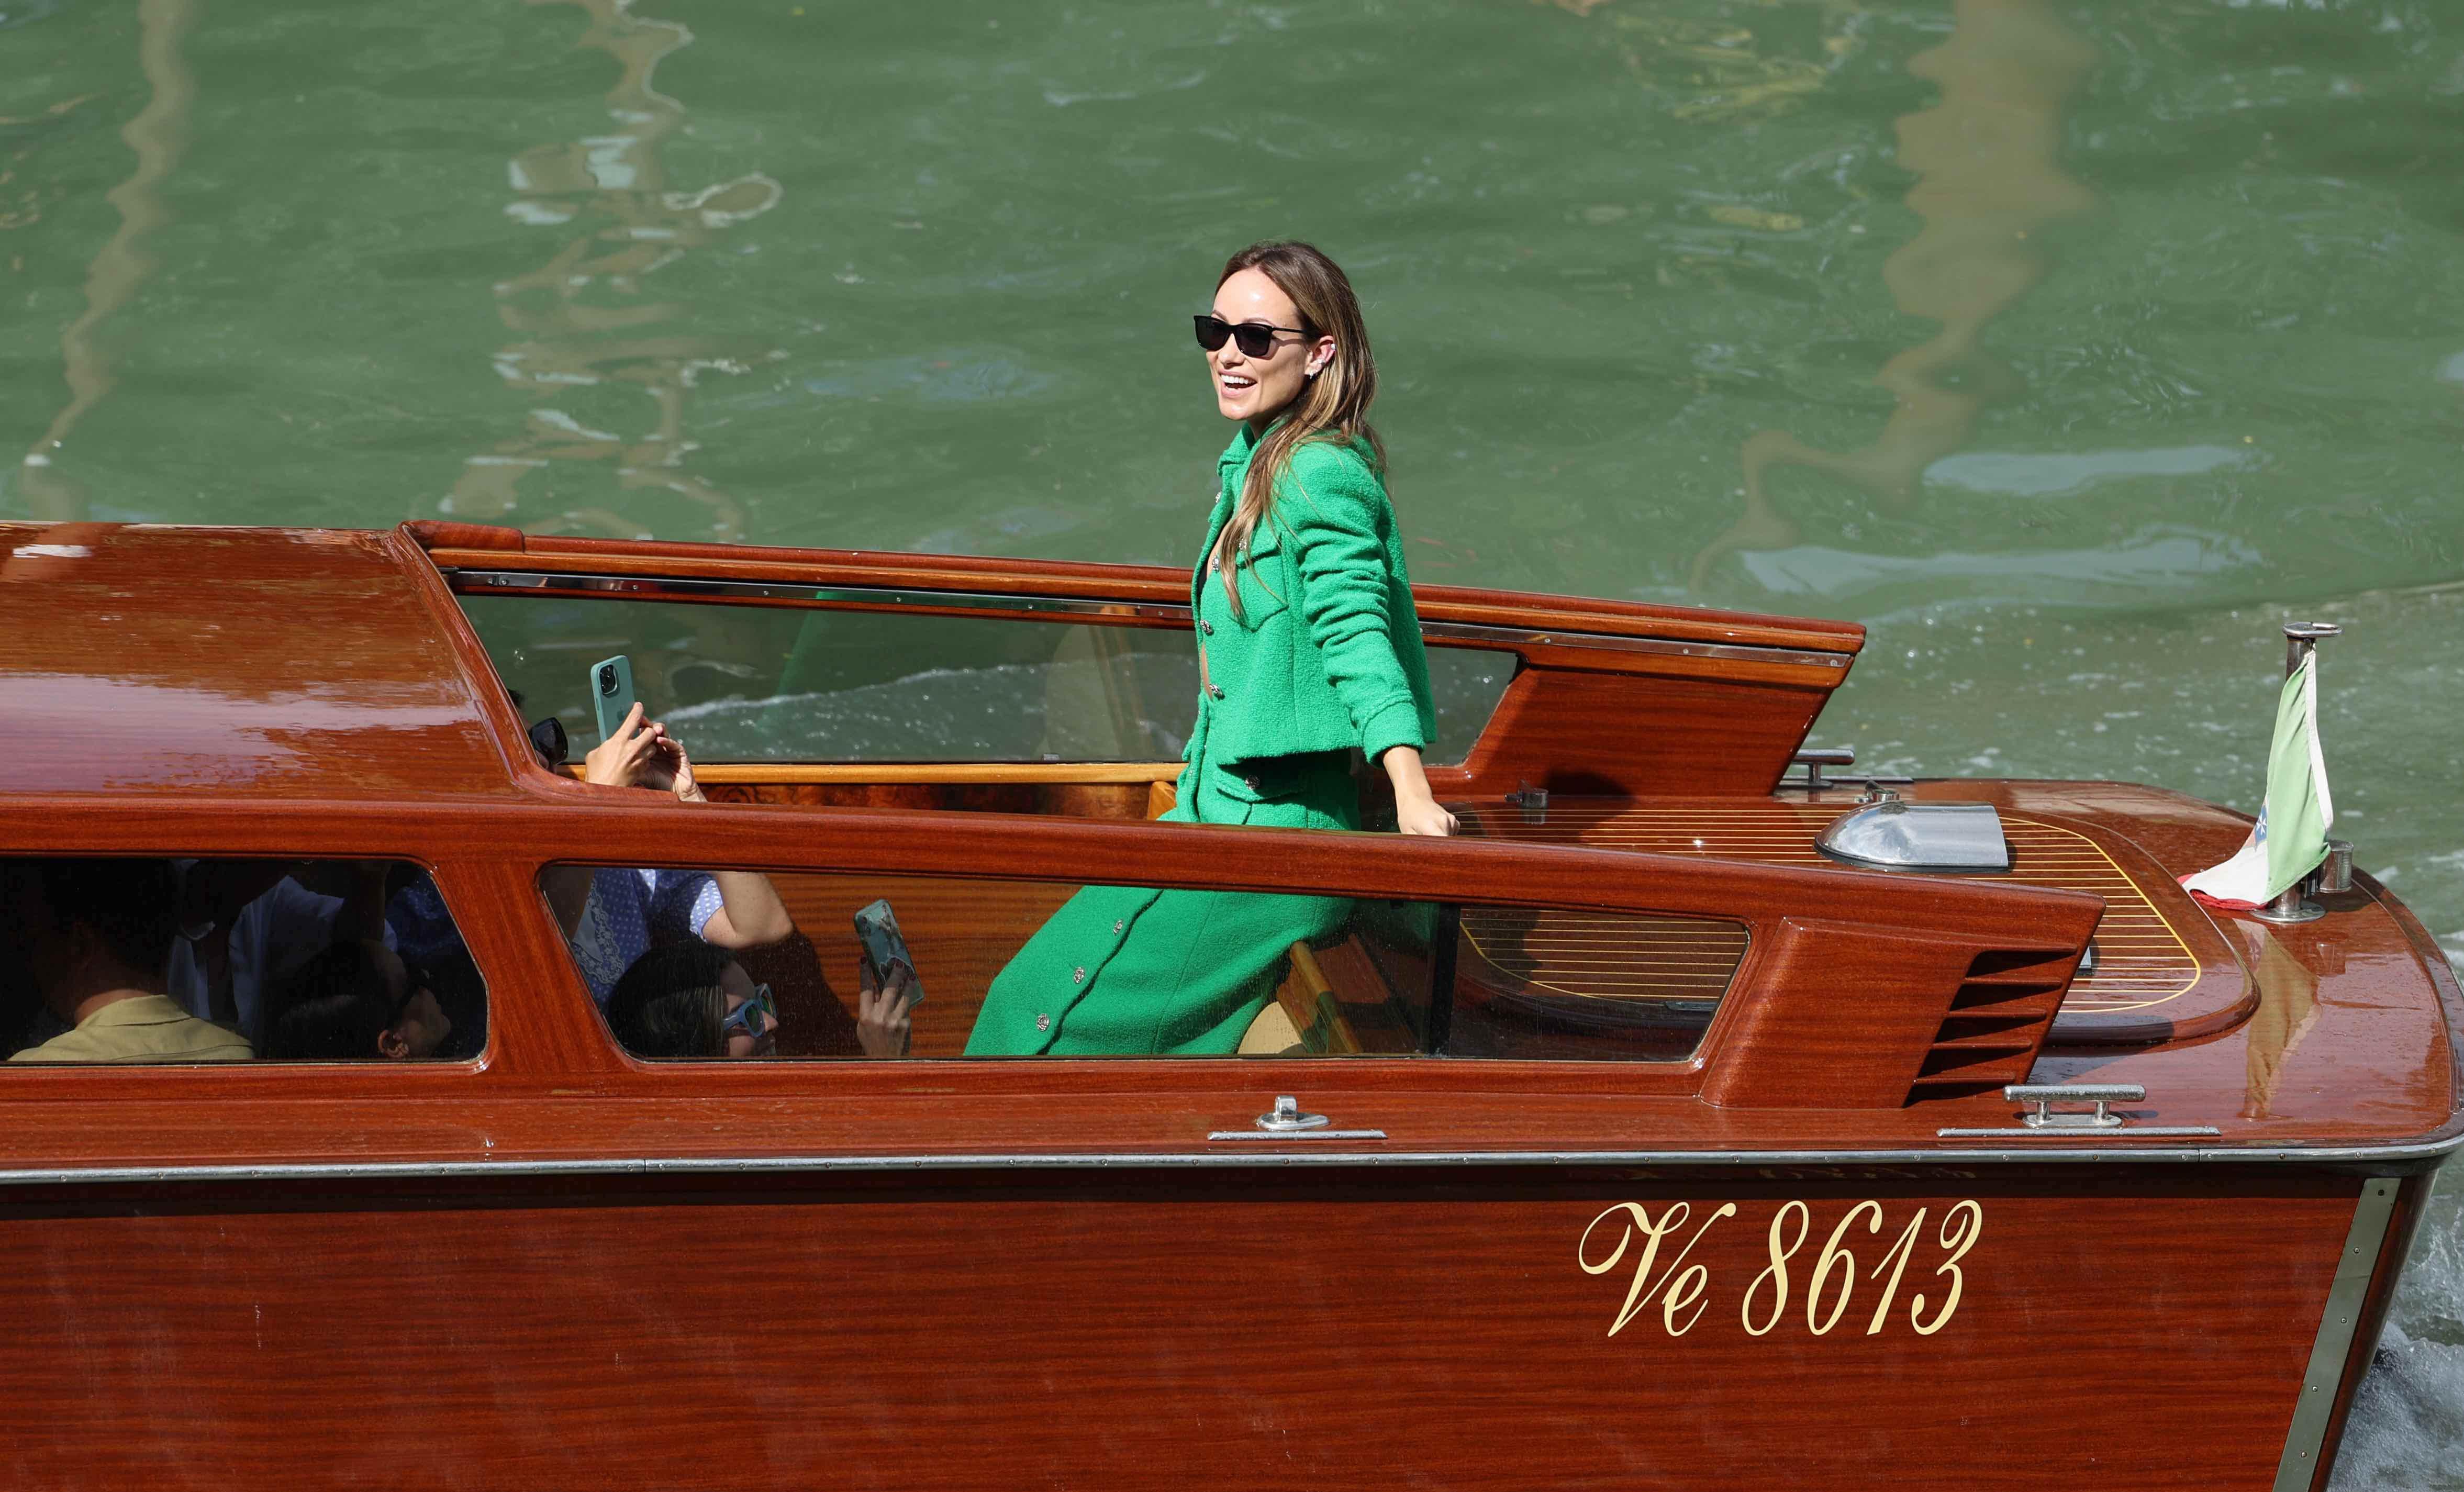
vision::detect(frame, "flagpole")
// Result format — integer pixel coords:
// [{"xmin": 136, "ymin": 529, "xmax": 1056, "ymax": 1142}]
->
[
  {"xmin": 2253, "ymin": 622, "xmax": 2343, "ymax": 925},
  {"xmin": 2282, "ymin": 621, "xmax": 2339, "ymax": 678}
]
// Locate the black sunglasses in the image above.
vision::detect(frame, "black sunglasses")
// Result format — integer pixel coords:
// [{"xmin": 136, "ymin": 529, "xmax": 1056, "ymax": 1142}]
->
[
  {"xmin": 1194, "ymin": 314, "xmax": 1311, "ymax": 359},
  {"xmin": 526, "ymin": 715, "xmax": 568, "ymax": 766}
]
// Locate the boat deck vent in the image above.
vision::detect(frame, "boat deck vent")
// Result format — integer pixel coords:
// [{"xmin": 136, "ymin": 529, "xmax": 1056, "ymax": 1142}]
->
[{"xmin": 1904, "ymin": 948, "xmax": 2075, "ymax": 1105}]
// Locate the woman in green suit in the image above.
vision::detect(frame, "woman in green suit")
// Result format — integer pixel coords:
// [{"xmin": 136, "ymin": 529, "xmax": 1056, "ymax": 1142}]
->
[{"xmin": 966, "ymin": 240, "xmax": 1455, "ymax": 1057}]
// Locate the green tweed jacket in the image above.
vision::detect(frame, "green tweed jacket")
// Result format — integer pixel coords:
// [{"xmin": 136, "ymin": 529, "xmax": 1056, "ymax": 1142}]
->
[{"xmin": 1196, "ymin": 423, "xmax": 1436, "ymax": 766}]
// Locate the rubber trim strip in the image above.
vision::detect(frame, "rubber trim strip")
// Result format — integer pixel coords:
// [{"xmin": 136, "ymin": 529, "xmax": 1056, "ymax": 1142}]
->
[{"xmin": 0, "ymin": 1135, "xmax": 2457, "ymax": 1188}]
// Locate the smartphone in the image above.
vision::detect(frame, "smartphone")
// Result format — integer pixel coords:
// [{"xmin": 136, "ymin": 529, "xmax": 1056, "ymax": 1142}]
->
[
  {"xmin": 853, "ymin": 898, "xmax": 922, "ymax": 1007},
  {"xmin": 588, "ymin": 654, "xmax": 636, "ymax": 744}
]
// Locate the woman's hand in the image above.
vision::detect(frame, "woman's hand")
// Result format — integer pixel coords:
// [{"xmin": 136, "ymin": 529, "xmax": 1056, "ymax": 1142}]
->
[
  {"xmin": 581, "ymin": 703, "xmax": 663, "ymax": 787},
  {"xmin": 1395, "ymin": 793, "xmax": 1459, "ymax": 838},
  {"xmin": 1380, "ymin": 745, "xmax": 1458, "ymax": 837},
  {"xmin": 640, "ymin": 731, "xmax": 706, "ymax": 804},
  {"xmin": 856, "ymin": 960, "xmax": 916, "ymax": 1059}
]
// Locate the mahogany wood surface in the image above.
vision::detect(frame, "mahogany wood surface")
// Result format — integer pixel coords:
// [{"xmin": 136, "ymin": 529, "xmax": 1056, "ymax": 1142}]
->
[
  {"xmin": 2, "ymin": 523, "xmax": 521, "ymax": 799},
  {"xmin": 406, "ymin": 519, "xmax": 1869, "ymax": 653},
  {"xmin": 1448, "ymin": 665, "xmax": 1837, "ymax": 797},
  {"xmin": 0, "ymin": 776, "xmax": 2451, "ymax": 1160},
  {"xmin": 0, "ymin": 1167, "xmax": 2360, "ymax": 1490},
  {"xmin": 1462, "ymin": 790, "xmax": 2258, "ymax": 1045},
  {"xmin": 0, "ymin": 521, "xmax": 2450, "ymax": 1159},
  {"xmin": 3, "ymin": 524, "xmax": 2452, "ymax": 1488}
]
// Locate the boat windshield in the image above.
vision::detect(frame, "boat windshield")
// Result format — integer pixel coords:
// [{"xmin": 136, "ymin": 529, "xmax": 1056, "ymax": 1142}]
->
[{"xmin": 459, "ymin": 592, "xmax": 1511, "ymax": 765}]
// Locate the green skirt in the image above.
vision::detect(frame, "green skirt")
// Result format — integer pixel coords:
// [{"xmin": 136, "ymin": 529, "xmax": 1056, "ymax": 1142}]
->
[{"xmin": 963, "ymin": 739, "xmax": 1357, "ymax": 1057}]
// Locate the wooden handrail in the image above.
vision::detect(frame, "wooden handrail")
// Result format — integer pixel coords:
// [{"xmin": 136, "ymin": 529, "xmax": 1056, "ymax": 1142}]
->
[{"xmin": 2, "ymin": 787, "xmax": 2099, "ymax": 1106}]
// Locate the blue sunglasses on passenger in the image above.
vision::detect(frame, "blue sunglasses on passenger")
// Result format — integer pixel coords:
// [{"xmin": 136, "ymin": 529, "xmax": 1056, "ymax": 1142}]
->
[{"xmin": 719, "ymin": 983, "xmax": 776, "ymax": 1052}]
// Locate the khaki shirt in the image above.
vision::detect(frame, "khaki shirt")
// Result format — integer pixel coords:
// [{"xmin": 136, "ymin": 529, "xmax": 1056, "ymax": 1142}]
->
[{"xmin": 11, "ymin": 994, "xmax": 254, "ymax": 1064}]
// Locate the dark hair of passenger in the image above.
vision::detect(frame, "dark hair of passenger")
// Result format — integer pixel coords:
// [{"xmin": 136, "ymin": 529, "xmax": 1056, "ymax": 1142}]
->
[
  {"xmin": 607, "ymin": 942, "xmax": 735, "ymax": 1059},
  {"xmin": 263, "ymin": 942, "xmax": 395, "ymax": 1061},
  {"xmin": 34, "ymin": 859, "xmax": 179, "ymax": 976}
]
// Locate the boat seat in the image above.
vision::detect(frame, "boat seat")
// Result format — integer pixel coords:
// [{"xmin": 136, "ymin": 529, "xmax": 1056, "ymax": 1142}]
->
[
  {"xmin": 1238, "ymin": 942, "xmax": 1366, "ymax": 1056},
  {"xmin": 1235, "ymin": 995, "xmax": 1307, "ymax": 1056}
]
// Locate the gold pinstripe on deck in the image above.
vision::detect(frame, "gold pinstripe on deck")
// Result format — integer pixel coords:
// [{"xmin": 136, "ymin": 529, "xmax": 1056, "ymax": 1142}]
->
[{"xmin": 1458, "ymin": 803, "xmax": 2201, "ymax": 1013}]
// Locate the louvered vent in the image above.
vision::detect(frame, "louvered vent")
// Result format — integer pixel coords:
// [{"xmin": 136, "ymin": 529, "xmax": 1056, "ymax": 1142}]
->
[{"xmin": 1904, "ymin": 948, "xmax": 2076, "ymax": 1105}]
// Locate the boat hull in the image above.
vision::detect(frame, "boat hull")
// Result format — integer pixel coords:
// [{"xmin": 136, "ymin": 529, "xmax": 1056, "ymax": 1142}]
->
[{"xmin": 0, "ymin": 1160, "xmax": 2418, "ymax": 1489}]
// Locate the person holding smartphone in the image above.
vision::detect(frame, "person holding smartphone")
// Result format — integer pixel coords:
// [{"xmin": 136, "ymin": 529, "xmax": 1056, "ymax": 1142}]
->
[
  {"xmin": 609, "ymin": 941, "xmax": 912, "ymax": 1060},
  {"xmin": 966, "ymin": 240, "xmax": 1451, "ymax": 1058},
  {"xmin": 553, "ymin": 701, "xmax": 798, "ymax": 1004}
]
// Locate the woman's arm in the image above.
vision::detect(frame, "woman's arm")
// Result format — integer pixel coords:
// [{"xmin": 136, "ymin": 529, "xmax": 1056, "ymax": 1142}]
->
[
  {"xmin": 699, "ymin": 871, "xmax": 794, "ymax": 948},
  {"xmin": 1283, "ymin": 445, "xmax": 1454, "ymax": 836},
  {"xmin": 1284, "ymin": 444, "xmax": 1429, "ymax": 765},
  {"xmin": 1379, "ymin": 744, "xmax": 1459, "ymax": 838},
  {"xmin": 656, "ymin": 738, "xmax": 796, "ymax": 947}
]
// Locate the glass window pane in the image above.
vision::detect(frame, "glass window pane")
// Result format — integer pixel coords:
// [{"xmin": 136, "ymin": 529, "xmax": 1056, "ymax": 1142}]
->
[
  {"xmin": 544, "ymin": 862, "xmax": 1734, "ymax": 1063},
  {"xmin": 461, "ymin": 594, "xmax": 1510, "ymax": 765},
  {"xmin": 1441, "ymin": 908, "xmax": 1748, "ymax": 1062},
  {"xmin": 0, "ymin": 857, "xmax": 485, "ymax": 1065},
  {"xmin": 467, "ymin": 594, "xmax": 1199, "ymax": 762},
  {"xmin": 1425, "ymin": 645, "xmax": 1515, "ymax": 767}
]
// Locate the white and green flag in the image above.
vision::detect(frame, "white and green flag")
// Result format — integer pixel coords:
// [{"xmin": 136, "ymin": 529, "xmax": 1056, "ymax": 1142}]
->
[{"xmin": 2182, "ymin": 655, "xmax": 2334, "ymax": 909}]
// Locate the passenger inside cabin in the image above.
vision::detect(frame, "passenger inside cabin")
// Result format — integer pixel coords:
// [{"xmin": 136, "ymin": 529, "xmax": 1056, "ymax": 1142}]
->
[
  {"xmin": 169, "ymin": 858, "xmax": 393, "ymax": 1047},
  {"xmin": 260, "ymin": 939, "xmax": 454, "ymax": 1062},
  {"xmin": 387, "ymin": 694, "xmax": 800, "ymax": 1005},
  {"xmin": 378, "ymin": 870, "xmax": 487, "ymax": 1061},
  {"xmin": 609, "ymin": 941, "xmax": 913, "ymax": 1060},
  {"xmin": 547, "ymin": 699, "xmax": 797, "ymax": 1001},
  {"xmin": 5, "ymin": 858, "xmax": 254, "ymax": 1064},
  {"xmin": 608, "ymin": 942, "xmax": 779, "ymax": 1059}
]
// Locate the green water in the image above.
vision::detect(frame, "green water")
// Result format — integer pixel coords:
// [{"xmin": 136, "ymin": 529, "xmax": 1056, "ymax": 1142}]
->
[{"xmin": 4, "ymin": 1, "xmax": 2460, "ymax": 1476}]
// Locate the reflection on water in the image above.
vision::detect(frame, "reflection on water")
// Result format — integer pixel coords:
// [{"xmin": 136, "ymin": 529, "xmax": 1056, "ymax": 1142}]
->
[
  {"xmin": 14, "ymin": 0, "xmax": 193, "ymax": 521},
  {"xmin": 1588, "ymin": 0, "xmax": 1863, "ymax": 126},
  {"xmin": 1692, "ymin": 0, "xmax": 2101, "ymax": 586},
  {"xmin": 445, "ymin": 0, "xmax": 781, "ymax": 542}
]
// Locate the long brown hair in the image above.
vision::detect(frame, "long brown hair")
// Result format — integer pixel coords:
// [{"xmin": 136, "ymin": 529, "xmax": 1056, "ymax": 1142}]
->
[{"xmin": 1208, "ymin": 240, "xmax": 1384, "ymax": 618}]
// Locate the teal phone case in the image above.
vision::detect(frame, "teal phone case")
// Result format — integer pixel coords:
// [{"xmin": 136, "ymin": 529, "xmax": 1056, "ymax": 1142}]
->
[
  {"xmin": 589, "ymin": 654, "xmax": 636, "ymax": 743},
  {"xmin": 853, "ymin": 898, "xmax": 923, "ymax": 1007}
]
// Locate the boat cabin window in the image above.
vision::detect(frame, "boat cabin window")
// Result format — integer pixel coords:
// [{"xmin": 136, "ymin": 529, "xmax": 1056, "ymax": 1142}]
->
[
  {"xmin": 542, "ymin": 862, "xmax": 1745, "ymax": 1063},
  {"xmin": 0, "ymin": 857, "xmax": 484, "ymax": 1065},
  {"xmin": 460, "ymin": 593, "xmax": 1510, "ymax": 766}
]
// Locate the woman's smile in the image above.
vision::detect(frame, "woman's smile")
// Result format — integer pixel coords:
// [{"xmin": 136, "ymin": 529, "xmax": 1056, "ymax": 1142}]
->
[{"xmin": 1207, "ymin": 266, "xmax": 1320, "ymax": 427}]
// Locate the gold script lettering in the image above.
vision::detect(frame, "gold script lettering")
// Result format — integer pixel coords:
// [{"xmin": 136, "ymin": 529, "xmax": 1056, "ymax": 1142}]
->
[
  {"xmin": 1740, "ymin": 1199, "xmax": 1809, "ymax": 1337},
  {"xmin": 1807, "ymin": 1200, "xmax": 1883, "ymax": 1337},
  {"xmin": 1578, "ymin": 1201, "xmax": 1738, "ymax": 1338},
  {"xmin": 1579, "ymin": 1199, "xmax": 1989, "ymax": 1341},
  {"xmin": 1660, "ymin": 1260, "xmax": 1712, "ymax": 1337},
  {"xmin": 1911, "ymin": 1199, "xmax": 1983, "ymax": 1336}
]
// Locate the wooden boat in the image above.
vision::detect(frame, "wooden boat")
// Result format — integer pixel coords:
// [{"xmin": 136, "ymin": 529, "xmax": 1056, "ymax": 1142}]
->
[{"xmin": 0, "ymin": 517, "xmax": 2454, "ymax": 1489}]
